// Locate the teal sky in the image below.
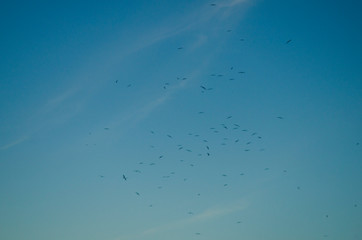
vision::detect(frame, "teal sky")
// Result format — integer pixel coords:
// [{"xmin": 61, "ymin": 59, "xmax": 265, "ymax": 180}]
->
[{"xmin": 1, "ymin": 0, "xmax": 361, "ymax": 239}]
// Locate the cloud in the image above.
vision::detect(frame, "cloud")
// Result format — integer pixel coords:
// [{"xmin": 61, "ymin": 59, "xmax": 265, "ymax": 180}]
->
[
  {"xmin": 222, "ymin": 0, "xmax": 250, "ymax": 7},
  {"xmin": 115, "ymin": 199, "xmax": 248, "ymax": 240},
  {"xmin": 0, "ymin": 135, "xmax": 28, "ymax": 151}
]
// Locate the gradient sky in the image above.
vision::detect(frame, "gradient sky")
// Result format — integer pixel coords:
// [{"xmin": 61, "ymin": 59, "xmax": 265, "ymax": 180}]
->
[{"xmin": 1, "ymin": 0, "xmax": 362, "ymax": 239}]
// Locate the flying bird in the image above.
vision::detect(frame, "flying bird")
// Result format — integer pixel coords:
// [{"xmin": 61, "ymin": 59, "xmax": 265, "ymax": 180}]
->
[
  {"xmin": 286, "ymin": 39, "xmax": 292, "ymax": 44},
  {"xmin": 123, "ymin": 174, "xmax": 127, "ymax": 181}
]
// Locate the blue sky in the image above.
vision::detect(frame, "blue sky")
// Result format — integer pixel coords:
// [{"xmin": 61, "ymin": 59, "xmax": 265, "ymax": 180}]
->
[{"xmin": 0, "ymin": 0, "xmax": 361, "ymax": 239}]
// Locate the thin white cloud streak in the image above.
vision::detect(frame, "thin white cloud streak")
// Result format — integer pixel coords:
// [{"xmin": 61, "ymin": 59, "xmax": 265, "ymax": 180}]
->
[
  {"xmin": 2, "ymin": 0, "xmax": 253, "ymax": 150},
  {"xmin": 220, "ymin": 0, "xmax": 251, "ymax": 7},
  {"xmin": 0, "ymin": 135, "xmax": 28, "ymax": 150},
  {"xmin": 115, "ymin": 199, "xmax": 248, "ymax": 240},
  {"xmin": 96, "ymin": 0, "xmax": 254, "ymax": 135}
]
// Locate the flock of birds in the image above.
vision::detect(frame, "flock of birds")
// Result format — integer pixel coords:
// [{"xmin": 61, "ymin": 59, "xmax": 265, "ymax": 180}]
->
[{"xmin": 85, "ymin": 3, "xmax": 360, "ymax": 238}]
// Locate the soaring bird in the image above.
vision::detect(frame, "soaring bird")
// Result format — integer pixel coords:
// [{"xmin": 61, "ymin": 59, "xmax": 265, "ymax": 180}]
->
[
  {"xmin": 286, "ymin": 39, "xmax": 292, "ymax": 44},
  {"xmin": 123, "ymin": 174, "xmax": 127, "ymax": 181}
]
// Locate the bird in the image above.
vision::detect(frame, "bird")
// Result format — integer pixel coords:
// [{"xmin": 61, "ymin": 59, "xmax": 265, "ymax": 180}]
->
[
  {"xmin": 277, "ymin": 116, "xmax": 284, "ymax": 119},
  {"xmin": 135, "ymin": 192, "xmax": 140, "ymax": 196},
  {"xmin": 122, "ymin": 174, "xmax": 127, "ymax": 181},
  {"xmin": 210, "ymin": 3, "xmax": 216, "ymax": 6},
  {"xmin": 177, "ymin": 47, "xmax": 183, "ymax": 50},
  {"xmin": 286, "ymin": 39, "xmax": 292, "ymax": 44},
  {"xmin": 115, "ymin": 80, "xmax": 118, "ymax": 83}
]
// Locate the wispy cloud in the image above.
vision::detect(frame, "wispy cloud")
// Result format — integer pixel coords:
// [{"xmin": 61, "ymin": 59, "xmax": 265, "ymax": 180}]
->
[
  {"xmin": 3, "ymin": 0, "xmax": 254, "ymax": 150},
  {"xmin": 220, "ymin": 0, "xmax": 251, "ymax": 7},
  {"xmin": 115, "ymin": 199, "xmax": 248, "ymax": 240},
  {"xmin": 0, "ymin": 135, "xmax": 28, "ymax": 151}
]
